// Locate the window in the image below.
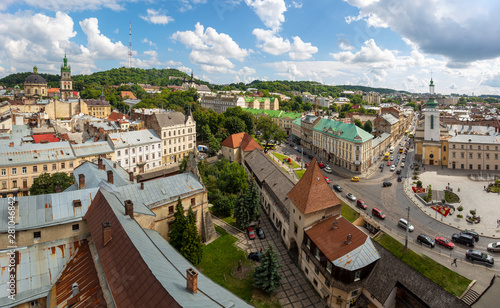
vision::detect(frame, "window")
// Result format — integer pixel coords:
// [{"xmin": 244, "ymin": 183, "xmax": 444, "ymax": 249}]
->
[
  {"xmin": 461, "ymin": 152, "xmax": 464, "ymax": 159},
  {"xmin": 52, "ymin": 164, "xmax": 56, "ymax": 170},
  {"xmin": 1, "ymin": 181, "xmax": 6, "ymax": 189},
  {"xmin": 146, "ymin": 146, "xmax": 148, "ymax": 151},
  {"xmin": 487, "ymin": 154, "xmax": 490, "ymax": 159},
  {"xmin": 487, "ymin": 146, "xmax": 490, "ymax": 150},
  {"xmin": 34, "ymin": 231, "xmax": 41, "ymax": 239},
  {"xmin": 469, "ymin": 153, "xmax": 473, "ymax": 159},
  {"xmin": 12, "ymin": 168, "xmax": 16, "ymax": 175},
  {"xmin": 452, "ymin": 152, "xmax": 456, "ymax": 158},
  {"xmin": 132, "ymin": 148, "xmax": 135, "ymax": 154},
  {"xmin": 69, "ymin": 162, "xmax": 73, "ymax": 168},
  {"xmin": 33, "ymin": 166, "xmax": 37, "ymax": 173},
  {"xmin": 306, "ymin": 255, "xmax": 310, "ymax": 263},
  {"xmin": 169, "ymin": 131, "xmax": 171, "ymax": 136},
  {"xmin": 461, "ymin": 145, "xmax": 464, "ymax": 149},
  {"xmin": 72, "ymin": 224, "xmax": 79, "ymax": 231},
  {"xmin": 169, "ymin": 206, "xmax": 174, "ymax": 214},
  {"xmin": 327, "ymin": 261, "xmax": 332, "ymax": 273},
  {"xmin": 354, "ymin": 270, "xmax": 361, "ymax": 281},
  {"xmin": 306, "ymin": 237, "xmax": 311, "ymax": 249},
  {"xmin": 23, "ymin": 178, "xmax": 27, "ymax": 188},
  {"xmin": 22, "ymin": 167, "xmax": 27, "ymax": 174},
  {"xmin": 315, "ymin": 247, "xmax": 321, "ymax": 260},
  {"xmin": 139, "ymin": 147, "xmax": 142, "ymax": 152},
  {"xmin": 470, "ymin": 164, "xmax": 473, "ymax": 169},
  {"xmin": 191, "ymin": 198, "xmax": 195, "ymax": 206},
  {"xmin": 478, "ymin": 153, "xmax": 481, "ymax": 159},
  {"xmin": 470, "ymin": 145, "xmax": 472, "ymax": 150},
  {"xmin": 478, "ymin": 146, "xmax": 481, "ymax": 150},
  {"xmin": 294, "ymin": 223, "xmax": 298, "ymax": 235},
  {"xmin": 305, "ymin": 267, "xmax": 309, "ymax": 274},
  {"xmin": 315, "ymin": 266, "xmax": 319, "ymax": 275},
  {"xmin": 12, "ymin": 180, "xmax": 17, "ymax": 188},
  {"xmin": 125, "ymin": 149, "xmax": 128, "ymax": 155},
  {"xmin": 117, "ymin": 150, "xmax": 121, "ymax": 157},
  {"xmin": 496, "ymin": 154, "xmax": 499, "ymax": 160},
  {"xmin": 283, "ymin": 229, "xmax": 286, "ymax": 237},
  {"xmin": 487, "ymin": 165, "xmax": 490, "ymax": 170},
  {"xmin": 325, "ymin": 279, "xmax": 330, "ymax": 288},
  {"xmin": 1, "ymin": 169, "xmax": 5, "ymax": 176},
  {"xmin": 452, "ymin": 144, "xmax": 456, "ymax": 149},
  {"xmin": 313, "ymin": 279, "xmax": 318, "ymax": 287},
  {"xmin": 61, "ymin": 163, "xmax": 65, "ymax": 169}
]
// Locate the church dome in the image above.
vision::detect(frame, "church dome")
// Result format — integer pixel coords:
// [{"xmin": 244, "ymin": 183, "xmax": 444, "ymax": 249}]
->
[{"xmin": 24, "ymin": 66, "xmax": 47, "ymax": 84}]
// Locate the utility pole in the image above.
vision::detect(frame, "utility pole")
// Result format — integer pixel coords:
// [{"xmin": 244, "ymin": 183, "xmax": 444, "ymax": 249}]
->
[{"xmin": 405, "ymin": 206, "xmax": 410, "ymax": 249}]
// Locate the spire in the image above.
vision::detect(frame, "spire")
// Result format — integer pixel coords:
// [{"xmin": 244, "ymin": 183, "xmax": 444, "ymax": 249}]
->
[
  {"xmin": 190, "ymin": 70, "xmax": 194, "ymax": 82},
  {"xmin": 63, "ymin": 50, "xmax": 68, "ymax": 67},
  {"xmin": 33, "ymin": 66, "xmax": 38, "ymax": 74}
]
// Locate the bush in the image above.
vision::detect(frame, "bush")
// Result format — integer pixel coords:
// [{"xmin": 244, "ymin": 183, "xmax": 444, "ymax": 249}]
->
[
  {"xmin": 416, "ymin": 181, "xmax": 422, "ymax": 188},
  {"xmin": 457, "ymin": 214, "xmax": 463, "ymax": 218},
  {"xmin": 457, "ymin": 205, "xmax": 463, "ymax": 212},
  {"xmin": 470, "ymin": 210, "xmax": 476, "ymax": 215}
]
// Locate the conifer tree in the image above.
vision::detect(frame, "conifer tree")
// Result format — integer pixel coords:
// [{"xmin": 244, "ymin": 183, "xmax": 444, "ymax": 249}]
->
[
  {"xmin": 246, "ymin": 179, "xmax": 260, "ymax": 222},
  {"xmin": 253, "ymin": 244, "xmax": 282, "ymax": 293},
  {"xmin": 169, "ymin": 197, "xmax": 187, "ymax": 251},
  {"xmin": 180, "ymin": 205, "xmax": 203, "ymax": 265},
  {"xmin": 234, "ymin": 189, "xmax": 252, "ymax": 229}
]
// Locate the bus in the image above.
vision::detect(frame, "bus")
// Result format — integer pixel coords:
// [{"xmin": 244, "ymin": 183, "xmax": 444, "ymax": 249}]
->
[
  {"xmin": 264, "ymin": 143, "xmax": 276, "ymax": 150},
  {"xmin": 404, "ymin": 130, "xmax": 409, "ymax": 135},
  {"xmin": 384, "ymin": 152, "xmax": 390, "ymax": 161},
  {"xmin": 409, "ymin": 133, "xmax": 414, "ymax": 138}
]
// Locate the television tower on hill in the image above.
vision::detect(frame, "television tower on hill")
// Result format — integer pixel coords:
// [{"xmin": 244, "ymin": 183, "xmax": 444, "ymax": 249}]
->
[{"xmin": 128, "ymin": 21, "xmax": 133, "ymax": 68}]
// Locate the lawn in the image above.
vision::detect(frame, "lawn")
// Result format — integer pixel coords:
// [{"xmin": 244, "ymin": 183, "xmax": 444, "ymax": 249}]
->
[
  {"xmin": 444, "ymin": 190, "xmax": 460, "ymax": 203},
  {"xmin": 295, "ymin": 169, "xmax": 306, "ymax": 179},
  {"xmin": 197, "ymin": 225, "xmax": 280, "ymax": 307},
  {"xmin": 221, "ymin": 216, "xmax": 237, "ymax": 228},
  {"xmin": 341, "ymin": 201, "xmax": 359, "ymax": 223},
  {"xmin": 272, "ymin": 153, "xmax": 300, "ymax": 168},
  {"xmin": 374, "ymin": 232, "xmax": 471, "ymax": 297}
]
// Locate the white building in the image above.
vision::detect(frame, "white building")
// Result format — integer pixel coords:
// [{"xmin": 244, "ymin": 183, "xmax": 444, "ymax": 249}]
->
[{"xmin": 109, "ymin": 129, "xmax": 162, "ymax": 174}]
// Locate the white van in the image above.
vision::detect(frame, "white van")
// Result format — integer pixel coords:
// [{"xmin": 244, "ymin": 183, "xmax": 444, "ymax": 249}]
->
[
  {"xmin": 389, "ymin": 146, "xmax": 395, "ymax": 154},
  {"xmin": 398, "ymin": 218, "xmax": 414, "ymax": 232}
]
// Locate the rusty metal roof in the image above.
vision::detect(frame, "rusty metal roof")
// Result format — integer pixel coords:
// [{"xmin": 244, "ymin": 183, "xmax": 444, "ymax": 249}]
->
[{"xmin": 0, "ymin": 141, "xmax": 76, "ymax": 167}]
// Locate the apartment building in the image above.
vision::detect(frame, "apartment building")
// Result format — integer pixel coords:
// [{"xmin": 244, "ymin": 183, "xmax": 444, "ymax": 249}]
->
[
  {"xmin": 108, "ymin": 129, "xmax": 162, "ymax": 174},
  {"xmin": 362, "ymin": 91, "xmax": 381, "ymax": 105},
  {"xmin": 200, "ymin": 94, "xmax": 246, "ymax": 113},
  {"xmin": 447, "ymin": 135, "xmax": 500, "ymax": 171},
  {"xmin": 147, "ymin": 111, "xmax": 196, "ymax": 165},
  {"xmin": 83, "ymin": 95, "xmax": 112, "ymax": 119}
]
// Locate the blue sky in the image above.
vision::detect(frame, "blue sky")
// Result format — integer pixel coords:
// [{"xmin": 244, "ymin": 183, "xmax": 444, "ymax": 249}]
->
[{"xmin": 1, "ymin": 0, "xmax": 500, "ymax": 95}]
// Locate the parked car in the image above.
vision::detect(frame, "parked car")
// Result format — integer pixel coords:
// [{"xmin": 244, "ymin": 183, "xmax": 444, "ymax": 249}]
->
[
  {"xmin": 401, "ymin": 163, "xmax": 405, "ymax": 168},
  {"xmin": 487, "ymin": 242, "xmax": 500, "ymax": 252},
  {"xmin": 256, "ymin": 227, "xmax": 265, "ymax": 239},
  {"xmin": 397, "ymin": 176, "xmax": 402, "ymax": 182},
  {"xmin": 318, "ymin": 162, "xmax": 325, "ymax": 168},
  {"xmin": 398, "ymin": 218, "xmax": 414, "ymax": 232},
  {"xmin": 333, "ymin": 184, "xmax": 342, "ymax": 192},
  {"xmin": 297, "ymin": 148, "xmax": 302, "ymax": 153},
  {"xmin": 283, "ymin": 151, "xmax": 290, "ymax": 155},
  {"xmin": 324, "ymin": 166, "xmax": 332, "ymax": 173},
  {"xmin": 372, "ymin": 207, "xmax": 386, "ymax": 219},
  {"xmin": 248, "ymin": 252, "xmax": 261, "ymax": 262},
  {"xmin": 435, "ymin": 236, "xmax": 454, "ymax": 249},
  {"xmin": 324, "ymin": 176, "xmax": 330, "ymax": 184},
  {"xmin": 396, "ymin": 169, "xmax": 402, "ymax": 174},
  {"xmin": 383, "ymin": 181, "xmax": 392, "ymax": 187},
  {"xmin": 390, "ymin": 165, "xmax": 396, "ymax": 171},
  {"xmin": 390, "ymin": 156, "xmax": 394, "ymax": 161},
  {"xmin": 387, "ymin": 161, "xmax": 391, "ymax": 166},
  {"xmin": 305, "ymin": 163, "xmax": 309, "ymax": 168},
  {"xmin": 466, "ymin": 250, "xmax": 494, "ymax": 266},
  {"xmin": 380, "ymin": 163, "xmax": 384, "ymax": 169},
  {"xmin": 356, "ymin": 200, "xmax": 367, "ymax": 210},
  {"xmin": 293, "ymin": 146, "xmax": 298, "ymax": 150},
  {"xmin": 346, "ymin": 193, "xmax": 356, "ymax": 201},
  {"xmin": 351, "ymin": 176, "xmax": 360, "ymax": 182},
  {"xmin": 417, "ymin": 234, "xmax": 435, "ymax": 247},
  {"xmin": 247, "ymin": 227, "xmax": 256, "ymax": 240},
  {"xmin": 452, "ymin": 233, "xmax": 474, "ymax": 247},
  {"xmin": 461, "ymin": 230, "xmax": 479, "ymax": 242}
]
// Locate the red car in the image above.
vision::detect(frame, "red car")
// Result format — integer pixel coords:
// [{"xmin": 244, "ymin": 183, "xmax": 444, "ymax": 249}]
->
[
  {"xmin": 318, "ymin": 162, "xmax": 325, "ymax": 168},
  {"xmin": 305, "ymin": 163, "xmax": 309, "ymax": 168},
  {"xmin": 356, "ymin": 200, "xmax": 367, "ymax": 210},
  {"xmin": 387, "ymin": 161, "xmax": 391, "ymax": 166},
  {"xmin": 324, "ymin": 176, "xmax": 330, "ymax": 184},
  {"xmin": 435, "ymin": 236, "xmax": 454, "ymax": 249},
  {"xmin": 247, "ymin": 227, "xmax": 256, "ymax": 240},
  {"xmin": 372, "ymin": 207, "xmax": 386, "ymax": 219}
]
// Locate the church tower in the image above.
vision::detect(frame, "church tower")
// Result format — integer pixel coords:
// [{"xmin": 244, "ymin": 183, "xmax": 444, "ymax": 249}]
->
[
  {"xmin": 60, "ymin": 52, "xmax": 73, "ymax": 100},
  {"xmin": 424, "ymin": 78, "xmax": 440, "ymax": 142}
]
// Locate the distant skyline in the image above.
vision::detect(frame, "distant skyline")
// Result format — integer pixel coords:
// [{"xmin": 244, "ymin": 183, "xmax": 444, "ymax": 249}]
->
[{"xmin": 0, "ymin": 1, "xmax": 499, "ymax": 95}]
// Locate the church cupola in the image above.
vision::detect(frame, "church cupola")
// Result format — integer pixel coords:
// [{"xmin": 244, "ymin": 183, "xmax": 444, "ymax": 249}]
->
[{"xmin": 60, "ymin": 52, "xmax": 73, "ymax": 100}]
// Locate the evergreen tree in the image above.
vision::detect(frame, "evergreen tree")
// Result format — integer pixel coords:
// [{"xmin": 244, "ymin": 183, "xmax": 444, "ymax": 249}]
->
[
  {"xmin": 363, "ymin": 120, "xmax": 373, "ymax": 133},
  {"xmin": 169, "ymin": 197, "xmax": 187, "ymax": 251},
  {"xmin": 253, "ymin": 244, "xmax": 282, "ymax": 293},
  {"xmin": 180, "ymin": 206, "xmax": 203, "ymax": 265},
  {"xmin": 246, "ymin": 179, "xmax": 260, "ymax": 222},
  {"xmin": 234, "ymin": 190, "xmax": 252, "ymax": 229}
]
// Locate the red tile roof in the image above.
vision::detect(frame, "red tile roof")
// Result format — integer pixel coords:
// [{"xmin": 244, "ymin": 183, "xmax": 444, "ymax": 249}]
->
[
  {"xmin": 305, "ymin": 215, "xmax": 367, "ymax": 262},
  {"xmin": 32, "ymin": 134, "xmax": 60, "ymax": 143},
  {"xmin": 48, "ymin": 239, "xmax": 107, "ymax": 307},
  {"xmin": 120, "ymin": 91, "xmax": 137, "ymax": 100},
  {"xmin": 107, "ymin": 111, "xmax": 130, "ymax": 122},
  {"xmin": 220, "ymin": 132, "xmax": 263, "ymax": 152},
  {"xmin": 287, "ymin": 158, "xmax": 341, "ymax": 214},
  {"xmin": 48, "ymin": 88, "xmax": 60, "ymax": 93}
]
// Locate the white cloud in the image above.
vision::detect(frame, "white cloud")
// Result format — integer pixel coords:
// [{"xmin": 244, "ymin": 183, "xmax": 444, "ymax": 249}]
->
[
  {"xmin": 289, "ymin": 36, "xmax": 318, "ymax": 60},
  {"xmin": 244, "ymin": 0, "xmax": 287, "ymax": 31},
  {"xmin": 179, "ymin": 0, "xmax": 208, "ymax": 12},
  {"xmin": 113, "ymin": 28, "xmax": 119, "ymax": 34},
  {"xmin": 331, "ymin": 39, "xmax": 395, "ymax": 64},
  {"xmin": 291, "ymin": 1, "xmax": 302, "ymax": 9},
  {"xmin": 142, "ymin": 38, "xmax": 157, "ymax": 47},
  {"xmin": 0, "ymin": 0, "xmax": 129, "ymax": 12},
  {"xmin": 337, "ymin": 38, "xmax": 354, "ymax": 51},
  {"xmin": 233, "ymin": 66, "xmax": 257, "ymax": 83},
  {"xmin": 252, "ymin": 28, "xmax": 290, "ymax": 55},
  {"xmin": 449, "ymin": 83, "xmax": 458, "ymax": 90},
  {"xmin": 140, "ymin": 9, "xmax": 174, "ymax": 25},
  {"xmin": 79, "ymin": 17, "xmax": 128, "ymax": 60},
  {"xmin": 172, "ymin": 22, "xmax": 250, "ymax": 68}
]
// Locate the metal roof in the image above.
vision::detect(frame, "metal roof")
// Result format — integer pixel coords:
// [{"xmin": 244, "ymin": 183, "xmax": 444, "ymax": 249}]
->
[
  {"xmin": 72, "ymin": 159, "xmax": 132, "ymax": 190},
  {"xmin": 108, "ymin": 129, "xmax": 161, "ymax": 149},
  {"xmin": 449, "ymin": 134, "xmax": 500, "ymax": 144},
  {"xmin": 332, "ymin": 237, "xmax": 380, "ymax": 271},
  {"xmin": 381, "ymin": 113, "xmax": 399, "ymax": 125},
  {"xmin": 313, "ymin": 118, "xmax": 374, "ymax": 143},
  {"xmin": 0, "ymin": 141, "xmax": 75, "ymax": 167},
  {"xmin": 0, "ymin": 188, "xmax": 98, "ymax": 232},
  {"xmin": 71, "ymin": 141, "xmax": 113, "ymax": 157},
  {"xmin": 0, "ymin": 237, "xmax": 85, "ymax": 307}
]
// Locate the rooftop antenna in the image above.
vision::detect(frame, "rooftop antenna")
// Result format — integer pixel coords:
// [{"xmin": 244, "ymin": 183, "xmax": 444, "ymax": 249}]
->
[{"xmin": 128, "ymin": 21, "xmax": 133, "ymax": 68}]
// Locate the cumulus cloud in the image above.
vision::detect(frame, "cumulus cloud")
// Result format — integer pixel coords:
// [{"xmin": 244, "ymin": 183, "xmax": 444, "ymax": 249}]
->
[
  {"xmin": 252, "ymin": 28, "xmax": 290, "ymax": 55},
  {"xmin": 178, "ymin": 0, "xmax": 208, "ymax": 12},
  {"xmin": 142, "ymin": 38, "xmax": 157, "ymax": 47},
  {"xmin": 481, "ymin": 74, "xmax": 500, "ymax": 88},
  {"xmin": 337, "ymin": 38, "xmax": 354, "ymax": 51},
  {"xmin": 291, "ymin": 1, "xmax": 302, "ymax": 9},
  {"xmin": 289, "ymin": 36, "xmax": 318, "ymax": 60},
  {"xmin": 344, "ymin": 0, "xmax": 500, "ymax": 64},
  {"xmin": 0, "ymin": 0, "xmax": 129, "ymax": 11},
  {"xmin": 79, "ymin": 17, "xmax": 128, "ymax": 60},
  {"xmin": 172, "ymin": 22, "xmax": 250, "ymax": 68},
  {"xmin": 331, "ymin": 39, "xmax": 395, "ymax": 64},
  {"xmin": 245, "ymin": 0, "xmax": 287, "ymax": 31},
  {"xmin": 140, "ymin": 9, "xmax": 174, "ymax": 25}
]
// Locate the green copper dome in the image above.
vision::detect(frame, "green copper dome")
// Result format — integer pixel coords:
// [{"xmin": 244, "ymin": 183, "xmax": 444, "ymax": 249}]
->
[{"xmin": 426, "ymin": 98, "xmax": 438, "ymax": 108}]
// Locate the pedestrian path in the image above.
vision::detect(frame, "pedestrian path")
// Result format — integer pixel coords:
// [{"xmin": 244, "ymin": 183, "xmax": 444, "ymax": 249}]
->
[{"xmin": 211, "ymin": 215, "xmax": 326, "ymax": 308}]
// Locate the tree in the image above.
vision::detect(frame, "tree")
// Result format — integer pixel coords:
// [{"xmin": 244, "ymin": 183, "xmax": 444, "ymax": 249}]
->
[
  {"xmin": 256, "ymin": 116, "xmax": 287, "ymax": 149},
  {"xmin": 354, "ymin": 119, "xmax": 362, "ymax": 128},
  {"xmin": 212, "ymin": 193, "xmax": 235, "ymax": 217},
  {"xmin": 224, "ymin": 116, "xmax": 246, "ymax": 135},
  {"xmin": 208, "ymin": 134, "xmax": 221, "ymax": 156},
  {"xmin": 169, "ymin": 197, "xmax": 187, "ymax": 251},
  {"xmin": 200, "ymin": 124, "xmax": 212, "ymax": 141},
  {"xmin": 29, "ymin": 172, "xmax": 73, "ymax": 195},
  {"xmin": 179, "ymin": 156, "xmax": 189, "ymax": 173},
  {"xmin": 253, "ymin": 244, "xmax": 282, "ymax": 293},
  {"xmin": 363, "ymin": 120, "xmax": 373, "ymax": 133},
  {"xmin": 245, "ymin": 179, "xmax": 260, "ymax": 222},
  {"xmin": 180, "ymin": 205, "xmax": 203, "ymax": 265},
  {"xmin": 234, "ymin": 190, "xmax": 253, "ymax": 229},
  {"xmin": 218, "ymin": 162, "xmax": 248, "ymax": 195}
]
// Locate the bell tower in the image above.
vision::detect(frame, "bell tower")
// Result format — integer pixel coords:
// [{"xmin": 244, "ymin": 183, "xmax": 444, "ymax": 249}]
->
[
  {"xmin": 60, "ymin": 52, "xmax": 73, "ymax": 100},
  {"xmin": 424, "ymin": 78, "xmax": 440, "ymax": 141}
]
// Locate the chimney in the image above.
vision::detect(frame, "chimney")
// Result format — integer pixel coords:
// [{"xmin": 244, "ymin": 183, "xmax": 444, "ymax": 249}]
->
[
  {"xmin": 107, "ymin": 170, "xmax": 114, "ymax": 184},
  {"xmin": 78, "ymin": 174, "xmax": 85, "ymax": 190},
  {"xmin": 345, "ymin": 234, "xmax": 352, "ymax": 245},
  {"xmin": 9, "ymin": 142, "xmax": 14, "ymax": 147},
  {"xmin": 102, "ymin": 222, "xmax": 111, "ymax": 247},
  {"xmin": 129, "ymin": 171, "xmax": 134, "ymax": 182},
  {"xmin": 141, "ymin": 182, "xmax": 144, "ymax": 190},
  {"xmin": 13, "ymin": 201, "xmax": 19, "ymax": 225},
  {"xmin": 125, "ymin": 200, "xmax": 134, "ymax": 219},
  {"xmin": 98, "ymin": 157, "xmax": 104, "ymax": 170},
  {"xmin": 113, "ymin": 162, "xmax": 117, "ymax": 169},
  {"xmin": 55, "ymin": 185, "xmax": 62, "ymax": 193},
  {"xmin": 186, "ymin": 268, "xmax": 198, "ymax": 294},
  {"xmin": 332, "ymin": 221, "xmax": 338, "ymax": 229}
]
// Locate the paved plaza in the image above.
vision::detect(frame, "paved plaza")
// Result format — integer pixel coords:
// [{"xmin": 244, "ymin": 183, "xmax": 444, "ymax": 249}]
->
[{"xmin": 404, "ymin": 164, "xmax": 500, "ymax": 238}]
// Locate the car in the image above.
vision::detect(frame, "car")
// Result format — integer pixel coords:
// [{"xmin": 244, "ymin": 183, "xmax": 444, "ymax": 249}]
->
[
  {"xmin": 256, "ymin": 227, "xmax": 265, "ymax": 239},
  {"xmin": 461, "ymin": 230, "xmax": 479, "ymax": 242},
  {"xmin": 307, "ymin": 154, "xmax": 313, "ymax": 159},
  {"xmin": 333, "ymin": 184, "xmax": 342, "ymax": 192},
  {"xmin": 402, "ymin": 155, "xmax": 406, "ymax": 160},
  {"xmin": 293, "ymin": 146, "xmax": 298, "ymax": 150},
  {"xmin": 356, "ymin": 200, "xmax": 367, "ymax": 210},
  {"xmin": 466, "ymin": 250, "xmax": 494, "ymax": 266},
  {"xmin": 387, "ymin": 161, "xmax": 391, "ymax": 166},
  {"xmin": 296, "ymin": 156, "xmax": 301, "ymax": 162},
  {"xmin": 383, "ymin": 181, "xmax": 392, "ymax": 187},
  {"xmin": 248, "ymin": 252, "xmax": 261, "ymax": 262},
  {"xmin": 396, "ymin": 169, "xmax": 402, "ymax": 174},
  {"xmin": 305, "ymin": 163, "xmax": 309, "ymax": 168},
  {"xmin": 247, "ymin": 227, "xmax": 256, "ymax": 240},
  {"xmin": 435, "ymin": 236, "xmax": 454, "ymax": 249},
  {"xmin": 324, "ymin": 176, "xmax": 330, "ymax": 184},
  {"xmin": 346, "ymin": 193, "xmax": 356, "ymax": 201},
  {"xmin": 318, "ymin": 162, "xmax": 325, "ymax": 168},
  {"xmin": 283, "ymin": 151, "xmax": 290, "ymax": 155},
  {"xmin": 324, "ymin": 166, "xmax": 332, "ymax": 173},
  {"xmin": 401, "ymin": 163, "xmax": 405, "ymax": 168},
  {"xmin": 452, "ymin": 233, "xmax": 474, "ymax": 247},
  {"xmin": 398, "ymin": 218, "xmax": 414, "ymax": 232},
  {"xmin": 417, "ymin": 234, "xmax": 435, "ymax": 247},
  {"xmin": 397, "ymin": 175, "xmax": 402, "ymax": 182},
  {"xmin": 380, "ymin": 163, "xmax": 384, "ymax": 169},
  {"xmin": 487, "ymin": 242, "xmax": 500, "ymax": 252},
  {"xmin": 297, "ymin": 148, "xmax": 302, "ymax": 153},
  {"xmin": 390, "ymin": 165, "xmax": 396, "ymax": 171},
  {"xmin": 372, "ymin": 207, "xmax": 386, "ymax": 219},
  {"xmin": 390, "ymin": 156, "xmax": 394, "ymax": 161},
  {"xmin": 351, "ymin": 176, "xmax": 360, "ymax": 182}
]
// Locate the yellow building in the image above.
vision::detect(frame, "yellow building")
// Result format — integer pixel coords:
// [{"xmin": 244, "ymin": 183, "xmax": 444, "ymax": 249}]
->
[
  {"xmin": 83, "ymin": 95, "xmax": 112, "ymax": 119},
  {"xmin": 23, "ymin": 66, "xmax": 48, "ymax": 98}
]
